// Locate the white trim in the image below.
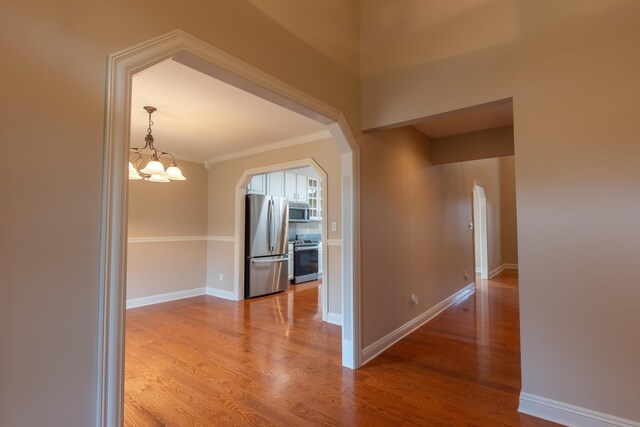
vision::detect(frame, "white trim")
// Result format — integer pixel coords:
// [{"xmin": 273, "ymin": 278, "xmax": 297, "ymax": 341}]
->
[
  {"xmin": 489, "ymin": 263, "xmax": 519, "ymax": 278},
  {"xmin": 126, "ymin": 235, "xmax": 235, "ymax": 243},
  {"xmin": 475, "ymin": 267, "xmax": 482, "ymax": 273},
  {"xmin": 206, "ymin": 235, "xmax": 235, "ymax": 242},
  {"xmin": 126, "ymin": 287, "xmax": 205, "ymax": 309},
  {"xmin": 99, "ymin": 30, "xmax": 360, "ymax": 427},
  {"xmin": 326, "ymin": 239, "xmax": 342, "ymax": 246},
  {"xmin": 205, "ymin": 287, "xmax": 237, "ymax": 301},
  {"xmin": 473, "ymin": 185, "xmax": 489, "ymax": 280},
  {"xmin": 361, "ymin": 283, "xmax": 476, "ymax": 365},
  {"xmin": 327, "ymin": 312, "xmax": 343, "ymax": 326},
  {"xmin": 205, "ymin": 130, "xmax": 331, "ymax": 167},
  {"xmin": 519, "ymin": 393, "xmax": 640, "ymax": 427},
  {"xmin": 127, "ymin": 235, "xmax": 207, "ymax": 243},
  {"xmin": 489, "ymin": 264, "xmax": 505, "ymax": 279}
]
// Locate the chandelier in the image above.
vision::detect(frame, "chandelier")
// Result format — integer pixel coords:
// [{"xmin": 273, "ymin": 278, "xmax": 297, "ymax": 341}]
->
[{"xmin": 128, "ymin": 106, "xmax": 186, "ymax": 182}]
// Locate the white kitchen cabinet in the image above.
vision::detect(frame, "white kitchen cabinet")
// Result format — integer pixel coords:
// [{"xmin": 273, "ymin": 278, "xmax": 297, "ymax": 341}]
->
[
  {"xmin": 284, "ymin": 172, "xmax": 311, "ymax": 203},
  {"xmin": 267, "ymin": 172, "xmax": 285, "ymax": 197},
  {"xmin": 284, "ymin": 172, "xmax": 297, "ymax": 202},
  {"xmin": 296, "ymin": 175, "xmax": 308, "ymax": 203},
  {"xmin": 247, "ymin": 174, "xmax": 266, "ymax": 195},
  {"xmin": 288, "ymin": 242, "xmax": 294, "ymax": 281},
  {"xmin": 308, "ymin": 177, "xmax": 322, "ymax": 220}
]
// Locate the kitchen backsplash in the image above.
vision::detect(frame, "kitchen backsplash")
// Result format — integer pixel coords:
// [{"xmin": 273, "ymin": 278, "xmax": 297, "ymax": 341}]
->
[{"xmin": 288, "ymin": 221, "xmax": 322, "ymax": 241}]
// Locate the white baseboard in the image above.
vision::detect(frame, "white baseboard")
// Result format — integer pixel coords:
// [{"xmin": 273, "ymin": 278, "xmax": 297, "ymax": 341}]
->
[
  {"xmin": 327, "ymin": 312, "xmax": 342, "ymax": 326},
  {"xmin": 519, "ymin": 392, "xmax": 640, "ymax": 427},
  {"xmin": 489, "ymin": 264, "xmax": 505, "ymax": 278},
  {"xmin": 361, "ymin": 283, "xmax": 475, "ymax": 365},
  {"xmin": 489, "ymin": 263, "xmax": 519, "ymax": 278},
  {"xmin": 126, "ymin": 287, "xmax": 205, "ymax": 309},
  {"xmin": 206, "ymin": 287, "xmax": 237, "ymax": 301}
]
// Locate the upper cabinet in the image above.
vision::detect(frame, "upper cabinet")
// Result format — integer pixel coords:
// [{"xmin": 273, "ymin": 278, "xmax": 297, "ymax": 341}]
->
[
  {"xmin": 248, "ymin": 171, "xmax": 322, "ymax": 220},
  {"xmin": 284, "ymin": 172, "xmax": 297, "ymax": 202},
  {"xmin": 267, "ymin": 172, "xmax": 285, "ymax": 197},
  {"xmin": 247, "ymin": 174, "xmax": 266, "ymax": 195},
  {"xmin": 283, "ymin": 172, "xmax": 308, "ymax": 203},
  {"xmin": 308, "ymin": 177, "xmax": 322, "ymax": 220},
  {"xmin": 296, "ymin": 175, "xmax": 308, "ymax": 204}
]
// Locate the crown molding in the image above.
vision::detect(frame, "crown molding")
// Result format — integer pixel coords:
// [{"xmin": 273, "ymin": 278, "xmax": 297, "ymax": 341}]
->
[{"xmin": 204, "ymin": 130, "xmax": 331, "ymax": 168}]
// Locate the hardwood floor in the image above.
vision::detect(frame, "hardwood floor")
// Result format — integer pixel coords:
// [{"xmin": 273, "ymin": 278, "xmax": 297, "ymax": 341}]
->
[{"xmin": 124, "ymin": 273, "xmax": 560, "ymax": 426}]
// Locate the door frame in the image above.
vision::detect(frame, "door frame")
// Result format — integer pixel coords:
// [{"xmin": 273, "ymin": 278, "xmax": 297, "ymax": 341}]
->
[
  {"xmin": 473, "ymin": 184, "xmax": 489, "ymax": 280},
  {"xmin": 233, "ymin": 158, "xmax": 331, "ymax": 323},
  {"xmin": 97, "ymin": 30, "xmax": 361, "ymax": 427}
]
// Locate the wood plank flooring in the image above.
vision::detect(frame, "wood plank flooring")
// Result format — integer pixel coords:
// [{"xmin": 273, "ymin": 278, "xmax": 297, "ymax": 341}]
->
[{"xmin": 124, "ymin": 273, "xmax": 560, "ymax": 426}]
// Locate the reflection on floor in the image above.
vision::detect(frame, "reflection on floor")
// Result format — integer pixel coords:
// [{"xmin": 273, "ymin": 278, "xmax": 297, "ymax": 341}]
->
[{"xmin": 124, "ymin": 271, "xmax": 559, "ymax": 426}]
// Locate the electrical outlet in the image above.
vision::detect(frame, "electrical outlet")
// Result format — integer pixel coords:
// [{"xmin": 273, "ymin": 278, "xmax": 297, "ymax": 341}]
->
[
  {"xmin": 410, "ymin": 294, "xmax": 419, "ymax": 307},
  {"xmin": 219, "ymin": 273, "xmax": 223, "ymax": 282}
]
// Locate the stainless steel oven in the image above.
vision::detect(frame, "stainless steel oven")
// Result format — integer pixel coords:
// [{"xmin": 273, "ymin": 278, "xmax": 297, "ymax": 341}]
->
[{"xmin": 293, "ymin": 242, "xmax": 320, "ymax": 283}]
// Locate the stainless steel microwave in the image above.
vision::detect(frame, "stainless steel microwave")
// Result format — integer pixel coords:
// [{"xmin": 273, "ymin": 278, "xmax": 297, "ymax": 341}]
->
[{"xmin": 288, "ymin": 202, "xmax": 310, "ymax": 223}]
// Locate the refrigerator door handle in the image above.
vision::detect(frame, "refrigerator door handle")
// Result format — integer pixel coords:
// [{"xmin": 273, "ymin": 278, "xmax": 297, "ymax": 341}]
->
[
  {"xmin": 271, "ymin": 199, "xmax": 276, "ymax": 251},
  {"xmin": 267, "ymin": 199, "xmax": 273, "ymax": 252},
  {"xmin": 251, "ymin": 256, "xmax": 289, "ymax": 264}
]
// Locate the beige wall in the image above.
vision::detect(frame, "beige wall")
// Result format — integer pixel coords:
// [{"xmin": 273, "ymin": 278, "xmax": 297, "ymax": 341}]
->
[
  {"xmin": 126, "ymin": 159, "xmax": 208, "ymax": 299},
  {"xmin": 207, "ymin": 137, "xmax": 343, "ymax": 314},
  {"xmin": 361, "ymin": 0, "xmax": 640, "ymax": 421},
  {"xmin": 360, "ymin": 127, "xmax": 518, "ymax": 347},
  {"xmin": 128, "ymin": 159, "xmax": 208, "ymax": 238},
  {"xmin": 208, "ymin": 138, "xmax": 342, "ymax": 239},
  {"xmin": 206, "ymin": 240, "xmax": 235, "ymax": 292},
  {"xmin": 430, "ymin": 126, "xmax": 514, "ymax": 165},
  {"xmin": 126, "ymin": 241, "xmax": 207, "ymax": 299},
  {"xmin": 0, "ymin": 2, "xmax": 360, "ymax": 425},
  {"xmin": 360, "ymin": 126, "xmax": 474, "ymax": 347},
  {"xmin": 499, "ymin": 156, "xmax": 518, "ymax": 265},
  {"xmin": 4, "ymin": 1, "xmax": 639, "ymax": 425}
]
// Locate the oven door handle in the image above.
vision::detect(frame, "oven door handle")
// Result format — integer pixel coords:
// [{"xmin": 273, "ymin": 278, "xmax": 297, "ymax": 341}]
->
[
  {"xmin": 251, "ymin": 257, "xmax": 289, "ymax": 264},
  {"xmin": 295, "ymin": 246, "xmax": 319, "ymax": 251}
]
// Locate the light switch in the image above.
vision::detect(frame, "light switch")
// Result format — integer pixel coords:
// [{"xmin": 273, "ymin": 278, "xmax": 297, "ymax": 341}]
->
[{"xmin": 331, "ymin": 222, "xmax": 337, "ymax": 232}]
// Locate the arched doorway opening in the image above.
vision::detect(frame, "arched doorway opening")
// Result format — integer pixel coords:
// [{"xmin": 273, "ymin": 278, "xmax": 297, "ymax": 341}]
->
[
  {"xmin": 97, "ymin": 30, "xmax": 360, "ymax": 426},
  {"xmin": 473, "ymin": 184, "xmax": 489, "ymax": 280}
]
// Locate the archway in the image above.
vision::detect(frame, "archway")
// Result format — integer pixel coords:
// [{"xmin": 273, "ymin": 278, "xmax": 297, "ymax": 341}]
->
[
  {"xmin": 97, "ymin": 30, "xmax": 360, "ymax": 426},
  {"xmin": 233, "ymin": 158, "xmax": 337, "ymax": 323}
]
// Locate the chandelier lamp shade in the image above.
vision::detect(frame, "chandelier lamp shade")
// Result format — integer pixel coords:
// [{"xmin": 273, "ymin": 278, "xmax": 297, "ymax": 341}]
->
[{"xmin": 129, "ymin": 106, "xmax": 186, "ymax": 182}]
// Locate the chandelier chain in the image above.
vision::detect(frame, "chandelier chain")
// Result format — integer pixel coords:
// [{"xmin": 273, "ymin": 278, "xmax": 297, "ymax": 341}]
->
[{"xmin": 147, "ymin": 112, "xmax": 154, "ymax": 136}]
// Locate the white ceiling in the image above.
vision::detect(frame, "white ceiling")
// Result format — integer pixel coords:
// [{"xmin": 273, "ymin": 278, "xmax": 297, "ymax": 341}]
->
[
  {"xmin": 412, "ymin": 98, "xmax": 513, "ymax": 139},
  {"xmin": 130, "ymin": 59, "xmax": 326, "ymax": 163}
]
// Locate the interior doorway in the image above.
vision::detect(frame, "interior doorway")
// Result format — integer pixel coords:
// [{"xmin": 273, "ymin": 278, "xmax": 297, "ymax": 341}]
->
[
  {"xmin": 473, "ymin": 184, "xmax": 489, "ymax": 280},
  {"xmin": 98, "ymin": 30, "xmax": 360, "ymax": 426},
  {"xmin": 235, "ymin": 159, "xmax": 334, "ymax": 323}
]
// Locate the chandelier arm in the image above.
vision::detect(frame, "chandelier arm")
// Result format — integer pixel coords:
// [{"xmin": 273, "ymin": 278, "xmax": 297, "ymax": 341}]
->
[
  {"xmin": 129, "ymin": 152, "xmax": 148, "ymax": 177},
  {"xmin": 129, "ymin": 141, "xmax": 150, "ymax": 151},
  {"xmin": 157, "ymin": 151, "xmax": 177, "ymax": 164}
]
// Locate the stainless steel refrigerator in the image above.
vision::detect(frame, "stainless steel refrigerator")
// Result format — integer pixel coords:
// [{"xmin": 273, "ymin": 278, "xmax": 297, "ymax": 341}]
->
[{"xmin": 244, "ymin": 194, "xmax": 290, "ymax": 298}]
